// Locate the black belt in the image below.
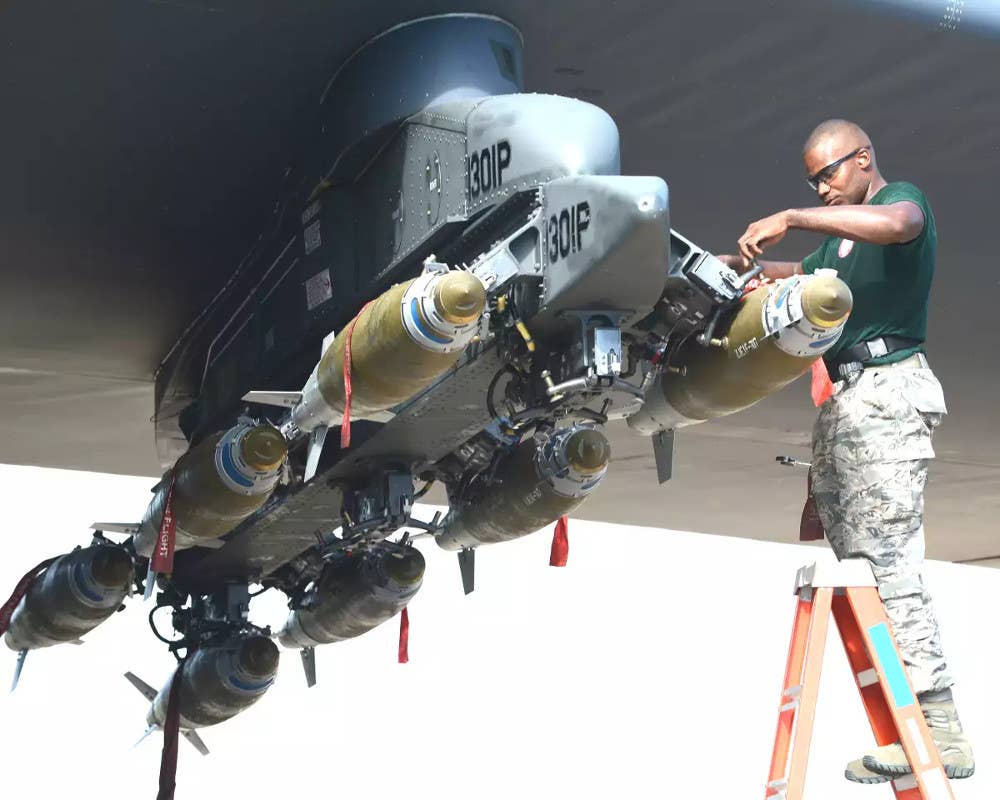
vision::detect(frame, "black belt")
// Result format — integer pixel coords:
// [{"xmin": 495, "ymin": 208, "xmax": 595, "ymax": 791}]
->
[{"xmin": 828, "ymin": 335, "xmax": 922, "ymax": 379}]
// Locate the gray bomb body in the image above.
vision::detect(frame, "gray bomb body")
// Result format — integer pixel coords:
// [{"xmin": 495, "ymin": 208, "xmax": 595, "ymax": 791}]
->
[
  {"xmin": 279, "ymin": 546, "xmax": 424, "ymax": 650},
  {"xmin": 4, "ymin": 545, "xmax": 133, "ymax": 651},
  {"xmin": 147, "ymin": 637, "xmax": 279, "ymax": 730},
  {"xmin": 435, "ymin": 426, "xmax": 610, "ymax": 551}
]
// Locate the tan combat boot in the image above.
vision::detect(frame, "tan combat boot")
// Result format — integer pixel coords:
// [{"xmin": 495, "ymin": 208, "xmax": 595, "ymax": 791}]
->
[
  {"xmin": 845, "ymin": 690, "xmax": 975, "ymax": 782},
  {"xmin": 844, "ymin": 754, "xmax": 894, "ymax": 784}
]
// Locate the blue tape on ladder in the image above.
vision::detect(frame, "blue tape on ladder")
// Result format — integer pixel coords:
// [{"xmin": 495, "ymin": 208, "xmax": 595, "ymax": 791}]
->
[{"xmin": 868, "ymin": 622, "xmax": 915, "ymax": 709}]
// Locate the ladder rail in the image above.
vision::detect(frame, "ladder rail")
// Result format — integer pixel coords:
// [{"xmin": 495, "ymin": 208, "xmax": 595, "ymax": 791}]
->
[
  {"xmin": 766, "ymin": 587, "xmax": 832, "ymax": 800},
  {"xmin": 842, "ymin": 586, "xmax": 955, "ymax": 800},
  {"xmin": 767, "ymin": 595, "xmax": 813, "ymax": 788},
  {"xmin": 830, "ymin": 592, "xmax": 899, "ymax": 746},
  {"xmin": 785, "ymin": 587, "xmax": 832, "ymax": 800}
]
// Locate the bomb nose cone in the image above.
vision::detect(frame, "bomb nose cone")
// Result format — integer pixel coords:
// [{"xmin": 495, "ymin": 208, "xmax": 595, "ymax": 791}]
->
[
  {"xmin": 238, "ymin": 636, "xmax": 280, "ymax": 678},
  {"xmin": 383, "ymin": 547, "xmax": 426, "ymax": 586},
  {"xmin": 91, "ymin": 547, "xmax": 134, "ymax": 588},
  {"xmin": 240, "ymin": 425, "xmax": 288, "ymax": 472},
  {"xmin": 801, "ymin": 275, "xmax": 853, "ymax": 328},
  {"xmin": 433, "ymin": 271, "xmax": 487, "ymax": 325},
  {"xmin": 564, "ymin": 428, "xmax": 611, "ymax": 475}
]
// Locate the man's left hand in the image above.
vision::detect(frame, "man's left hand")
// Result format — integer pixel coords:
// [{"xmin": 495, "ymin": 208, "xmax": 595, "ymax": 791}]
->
[{"xmin": 738, "ymin": 211, "xmax": 790, "ymax": 266}]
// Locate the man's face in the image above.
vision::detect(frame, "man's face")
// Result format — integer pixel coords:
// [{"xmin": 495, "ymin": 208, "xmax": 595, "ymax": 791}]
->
[{"xmin": 803, "ymin": 137, "xmax": 871, "ymax": 206}]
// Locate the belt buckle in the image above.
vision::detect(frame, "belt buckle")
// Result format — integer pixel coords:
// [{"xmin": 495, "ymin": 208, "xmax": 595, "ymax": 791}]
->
[
  {"xmin": 837, "ymin": 361, "xmax": 863, "ymax": 380},
  {"xmin": 866, "ymin": 338, "xmax": 889, "ymax": 359}
]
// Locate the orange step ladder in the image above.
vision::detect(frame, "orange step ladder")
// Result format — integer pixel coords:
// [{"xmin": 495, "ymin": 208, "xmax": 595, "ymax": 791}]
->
[{"xmin": 765, "ymin": 559, "xmax": 955, "ymax": 800}]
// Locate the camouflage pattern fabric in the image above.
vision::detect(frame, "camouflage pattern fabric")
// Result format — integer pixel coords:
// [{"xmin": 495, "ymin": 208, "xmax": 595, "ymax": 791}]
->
[{"xmin": 811, "ymin": 359, "xmax": 952, "ymax": 695}]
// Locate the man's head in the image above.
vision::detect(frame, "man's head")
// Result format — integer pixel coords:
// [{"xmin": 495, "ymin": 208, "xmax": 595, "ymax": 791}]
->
[{"xmin": 802, "ymin": 119, "xmax": 881, "ymax": 206}]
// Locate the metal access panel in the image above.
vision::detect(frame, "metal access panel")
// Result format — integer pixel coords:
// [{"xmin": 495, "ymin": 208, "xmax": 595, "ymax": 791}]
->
[
  {"xmin": 534, "ymin": 174, "xmax": 670, "ymax": 333},
  {"xmin": 352, "ymin": 121, "xmax": 468, "ymax": 287},
  {"xmin": 256, "ymin": 190, "xmax": 360, "ymax": 371},
  {"xmin": 314, "ymin": 15, "xmax": 523, "ymax": 186},
  {"xmin": 464, "ymin": 93, "xmax": 621, "ymax": 215}
]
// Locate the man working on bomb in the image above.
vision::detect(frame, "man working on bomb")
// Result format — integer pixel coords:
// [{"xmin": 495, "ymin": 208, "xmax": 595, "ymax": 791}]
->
[{"xmin": 717, "ymin": 119, "xmax": 974, "ymax": 784}]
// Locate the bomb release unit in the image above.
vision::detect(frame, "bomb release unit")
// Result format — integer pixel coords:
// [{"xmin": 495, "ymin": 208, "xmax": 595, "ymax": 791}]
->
[{"xmin": 3, "ymin": 14, "xmax": 851, "ymax": 778}]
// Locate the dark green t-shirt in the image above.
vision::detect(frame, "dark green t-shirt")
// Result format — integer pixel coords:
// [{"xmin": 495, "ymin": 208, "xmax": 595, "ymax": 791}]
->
[{"xmin": 801, "ymin": 181, "xmax": 936, "ymax": 366}]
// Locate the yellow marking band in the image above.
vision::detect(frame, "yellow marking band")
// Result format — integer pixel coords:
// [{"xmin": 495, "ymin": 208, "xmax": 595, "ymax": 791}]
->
[{"xmin": 515, "ymin": 320, "xmax": 536, "ymax": 352}]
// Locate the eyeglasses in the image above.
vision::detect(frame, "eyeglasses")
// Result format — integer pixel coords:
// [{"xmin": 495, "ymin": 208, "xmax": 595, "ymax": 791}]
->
[{"xmin": 805, "ymin": 146, "xmax": 868, "ymax": 191}]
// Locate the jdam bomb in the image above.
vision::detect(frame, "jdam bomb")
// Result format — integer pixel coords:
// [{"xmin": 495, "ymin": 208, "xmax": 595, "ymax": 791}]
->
[
  {"xmin": 279, "ymin": 544, "xmax": 424, "ymax": 649},
  {"xmin": 132, "ymin": 422, "xmax": 287, "ymax": 556},
  {"xmin": 247, "ymin": 269, "xmax": 487, "ymax": 434},
  {"xmin": 628, "ymin": 270, "xmax": 853, "ymax": 434},
  {"xmin": 125, "ymin": 635, "xmax": 280, "ymax": 754},
  {"xmin": 4, "ymin": 545, "xmax": 133, "ymax": 652},
  {"xmin": 244, "ymin": 268, "xmax": 487, "ymax": 479},
  {"xmin": 435, "ymin": 425, "xmax": 611, "ymax": 551}
]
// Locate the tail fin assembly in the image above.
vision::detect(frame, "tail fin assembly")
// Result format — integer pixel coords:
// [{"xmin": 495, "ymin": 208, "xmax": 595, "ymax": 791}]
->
[
  {"xmin": 131, "ymin": 726, "xmax": 210, "ymax": 757},
  {"xmin": 10, "ymin": 649, "xmax": 27, "ymax": 693},
  {"xmin": 125, "ymin": 671, "xmax": 157, "ymax": 701},
  {"xmin": 182, "ymin": 729, "xmax": 210, "ymax": 756},
  {"xmin": 300, "ymin": 646, "xmax": 317, "ymax": 688},
  {"xmin": 241, "ymin": 391, "xmax": 303, "ymax": 409},
  {"xmin": 90, "ymin": 522, "xmax": 141, "ymax": 536},
  {"xmin": 304, "ymin": 427, "xmax": 328, "ymax": 483},
  {"xmin": 131, "ymin": 726, "xmax": 157, "ymax": 751},
  {"xmin": 124, "ymin": 672, "xmax": 210, "ymax": 756}
]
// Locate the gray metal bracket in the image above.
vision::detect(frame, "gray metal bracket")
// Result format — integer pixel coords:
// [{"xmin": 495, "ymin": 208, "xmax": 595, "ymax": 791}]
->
[
  {"xmin": 458, "ymin": 548, "xmax": 476, "ymax": 595},
  {"xmin": 559, "ymin": 309, "xmax": 633, "ymax": 377},
  {"xmin": 653, "ymin": 429, "xmax": 675, "ymax": 484},
  {"xmin": 301, "ymin": 646, "xmax": 317, "ymax": 688},
  {"xmin": 793, "ymin": 559, "xmax": 877, "ymax": 595}
]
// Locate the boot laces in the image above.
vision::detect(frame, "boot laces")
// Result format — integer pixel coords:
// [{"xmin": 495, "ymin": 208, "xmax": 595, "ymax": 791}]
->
[{"xmin": 923, "ymin": 705, "xmax": 962, "ymax": 734}]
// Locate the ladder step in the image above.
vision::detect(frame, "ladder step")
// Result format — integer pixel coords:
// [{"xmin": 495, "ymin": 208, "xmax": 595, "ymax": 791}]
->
[
  {"xmin": 904, "ymin": 718, "xmax": 932, "ymax": 767},
  {"xmin": 915, "ymin": 767, "xmax": 952, "ymax": 800},
  {"xmin": 783, "ymin": 685, "xmax": 802, "ymax": 698},
  {"xmin": 891, "ymin": 761, "xmax": 952, "ymax": 798},
  {"xmin": 856, "ymin": 667, "xmax": 878, "ymax": 688},
  {"xmin": 779, "ymin": 700, "xmax": 799, "ymax": 713}
]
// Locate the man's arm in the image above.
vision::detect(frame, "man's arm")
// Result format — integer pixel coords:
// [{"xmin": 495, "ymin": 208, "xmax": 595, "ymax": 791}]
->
[
  {"xmin": 785, "ymin": 202, "xmax": 924, "ymax": 244},
  {"xmin": 756, "ymin": 259, "xmax": 802, "ymax": 279},
  {"xmin": 737, "ymin": 202, "xmax": 925, "ymax": 263},
  {"xmin": 716, "ymin": 254, "xmax": 802, "ymax": 279}
]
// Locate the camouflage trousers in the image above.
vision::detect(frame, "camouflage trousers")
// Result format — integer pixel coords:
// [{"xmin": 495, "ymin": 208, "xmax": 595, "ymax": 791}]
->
[{"xmin": 811, "ymin": 356, "xmax": 952, "ymax": 695}]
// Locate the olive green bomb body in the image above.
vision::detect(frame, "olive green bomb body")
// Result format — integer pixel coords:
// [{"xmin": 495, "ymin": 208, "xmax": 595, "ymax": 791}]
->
[
  {"xmin": 4, "ymin": 545, "xmax": 134, "ymax": 651},
  {"xmin": 133, "ymin": 423, "xmax": 287, "ymax": 556},
  {"xmin": 288, "ymin": 270, "xmax": 487, "ymax": 432},
  {"xmin": 315, "ymin": 279, "xmax": 457, "ymax": 416},
  {"xmin": 628, "ymin": 272, "xmax": 852, "ymax": 434},
  {"xmin": 435, "ymin": 426, "xmax": 611, "ymax": 551}
]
